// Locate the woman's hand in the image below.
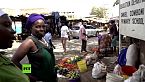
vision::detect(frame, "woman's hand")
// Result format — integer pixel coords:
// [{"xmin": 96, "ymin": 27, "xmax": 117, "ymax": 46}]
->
[{"xmin": 53, "ymin": 45, "xmax": 56, "ymax": 49}]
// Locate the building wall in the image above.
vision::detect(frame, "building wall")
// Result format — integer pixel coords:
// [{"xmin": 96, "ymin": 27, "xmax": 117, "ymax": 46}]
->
[
  {"xmin": 20, "ymin": 8, "xmax": 50, "ymax": 15},
  {"xmin": 59, "ymin": 11, "xmax": 77, "ymax": 20}
]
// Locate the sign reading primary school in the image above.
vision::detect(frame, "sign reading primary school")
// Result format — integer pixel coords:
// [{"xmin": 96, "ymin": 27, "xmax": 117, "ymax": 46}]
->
[{"xmin": 120, "ymin": 0, "xmax": 145, "ymax": 40}]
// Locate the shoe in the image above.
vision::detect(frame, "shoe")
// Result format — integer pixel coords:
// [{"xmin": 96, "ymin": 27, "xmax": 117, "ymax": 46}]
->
[{"xmin": 82, "ymin": 51, "xmax": 86, "ymax": 53}]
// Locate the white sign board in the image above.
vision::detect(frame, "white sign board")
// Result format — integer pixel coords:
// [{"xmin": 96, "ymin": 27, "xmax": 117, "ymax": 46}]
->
[{"xmin": 119, "ymin": 0, "xmax": 145, "ymax": 40}]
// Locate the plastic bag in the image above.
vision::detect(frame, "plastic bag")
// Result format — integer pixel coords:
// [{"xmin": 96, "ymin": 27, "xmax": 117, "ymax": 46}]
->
[
  {"xmin": 124, "ymin": 64, "xmax": 145, "ymax": 82},
  {"xmin": 85, "ymin": 52, "xmax": 98, "ymax": 65},
  {"xmin": 118, "ymin": 48, "xmax": 127, "ymax": 66},
  {"xmin": 92, "ymin": 61, "xmax": 107, "ymax": 79},
  {"xmin": 106, "ymin": 73, "xmax": 124, "ymax": 82},
  {"xmin": 113, "ymin": 64, "xmax": 123, "ymax": 75},
  {"xmin": 126, "ymin": 43, "xmax": 138, "ymax": 67}
]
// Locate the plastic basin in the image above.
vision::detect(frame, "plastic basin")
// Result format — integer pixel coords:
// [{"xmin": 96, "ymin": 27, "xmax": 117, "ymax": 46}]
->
[{"xmin": 121, "ymin": 65, "xmax": 137, "ymax": 76}]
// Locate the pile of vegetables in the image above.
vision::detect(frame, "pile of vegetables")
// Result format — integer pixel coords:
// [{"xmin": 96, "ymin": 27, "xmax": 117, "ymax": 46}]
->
[
  {"xmin": 56, "ymin": 55, "xmax": 82, "ymax": 79},
  {"xmin": 66, "ymin": 71, "xmax": 80, "ymax": 79}
]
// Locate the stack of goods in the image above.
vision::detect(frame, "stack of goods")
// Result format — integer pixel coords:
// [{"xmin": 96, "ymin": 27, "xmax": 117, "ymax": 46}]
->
[
  {"xmin": 110, "ymin": 64, "xmax": 141, "ymax": 82},
  {"xmin": 98, "ymin": 34, "xmax": 112, "ymax": 55}
]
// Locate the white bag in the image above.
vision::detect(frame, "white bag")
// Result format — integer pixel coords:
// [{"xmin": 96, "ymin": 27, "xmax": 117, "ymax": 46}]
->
[
  {"xmin": 85, "ymin": 52, "xmax": 98, "ymax": 65},
  {"xmin": 92, "ymin": 61, "xmax": 107, "ymax": 78},
  {"xmin": 126, "ymin": 43, "xmax": 138, "ymax": 66},
  {"xmin": 113, "ymin": 64, "xmax": 123, "ymax": 75},
  {"xmin": 106, "ymin": 73, "xmax": 124, "ymax": 82},
  {"xmin": 124, "ymin": 77, "xmax": 133, "ymax": 82},
  {"xmin": 91, "ymin": 51, "xmax": 98, "ymax": 59}
]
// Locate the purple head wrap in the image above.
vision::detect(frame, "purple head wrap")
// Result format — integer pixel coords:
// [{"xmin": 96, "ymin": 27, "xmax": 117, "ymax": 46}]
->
[{"xmin": 25, "ymin": 14, "xmax": 45, "ymax": 29}]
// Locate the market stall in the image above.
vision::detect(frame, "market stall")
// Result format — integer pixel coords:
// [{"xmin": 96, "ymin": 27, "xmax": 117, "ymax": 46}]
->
[
  {"xmin": 56, "ymin": 54, "xmax": 107, "ymax": 82},
  {"xmin": 56, "ymin": 55, "xmax": 86, "ymax": 82},
  {"xmin": 107, "ymin": 0, "xmax": 145, "ymax": 82}
]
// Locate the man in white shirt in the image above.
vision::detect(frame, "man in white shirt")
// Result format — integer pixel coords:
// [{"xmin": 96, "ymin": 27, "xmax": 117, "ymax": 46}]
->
[{"xmin": 61, "ymin": 21, "xmax": 70, "ymax": 53}]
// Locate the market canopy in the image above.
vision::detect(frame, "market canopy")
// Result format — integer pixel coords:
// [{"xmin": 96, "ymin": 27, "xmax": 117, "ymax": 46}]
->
[{"xmin": 113, "ymin": 0, "xmax": 119, "ymax": 6}]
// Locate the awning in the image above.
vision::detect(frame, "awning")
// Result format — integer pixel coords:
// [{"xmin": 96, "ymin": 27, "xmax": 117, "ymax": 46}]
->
[{"xmin": 113, "ymin": 0, "xmax": 119, "ymax": 6}]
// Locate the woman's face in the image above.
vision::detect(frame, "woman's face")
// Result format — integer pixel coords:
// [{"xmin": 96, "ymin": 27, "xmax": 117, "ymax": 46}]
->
[
  {"xmin": 0, "ymin": 14, "xmax": 15, "ymax": 49},
  {"xmin": 31, "ymin": 19, "xmax": 46, "ymax": 39}
]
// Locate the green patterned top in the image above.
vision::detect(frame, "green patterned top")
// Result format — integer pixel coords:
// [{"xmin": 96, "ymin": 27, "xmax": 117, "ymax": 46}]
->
[
  {"xmin": 0, "ymin": 53, "xmax": 29, "ymax": 82},
  {"xmin": 27, "ymin": 36, "xmax": 57, "ymax": 82}
]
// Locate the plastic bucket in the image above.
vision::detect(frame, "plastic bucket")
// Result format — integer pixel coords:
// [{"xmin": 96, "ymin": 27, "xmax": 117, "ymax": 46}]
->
[
  {"xmin": 121, "ymin": 65, "xmax": 137, "ymax": 76},
  {"xmin": 77, "ymin": 60, "xmax": 87, "ymax": 72},
  {"xmin": 106, "ymin": 73, "xmax": 124, "ymax": 82}
]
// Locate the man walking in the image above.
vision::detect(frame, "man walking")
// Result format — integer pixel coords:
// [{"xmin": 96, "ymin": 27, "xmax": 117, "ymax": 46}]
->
[{"xmin": 79, "ymin": 20, "xmax": 87, "ymax": 52}]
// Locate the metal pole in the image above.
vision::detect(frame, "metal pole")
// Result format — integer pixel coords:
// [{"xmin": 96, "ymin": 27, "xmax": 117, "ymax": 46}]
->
[
  {"xmin": 119, "ymin": 34, "xmax": 121, "ymax": 54},
  {"xmin": 119, "ymin": 0, "xmax": 121, "ymax": 54}
]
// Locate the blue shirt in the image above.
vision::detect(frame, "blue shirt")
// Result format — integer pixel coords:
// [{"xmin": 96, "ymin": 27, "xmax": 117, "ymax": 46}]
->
[{"xmin": 44, "ymin": 32, "xmax": 52, "ymax": 44}]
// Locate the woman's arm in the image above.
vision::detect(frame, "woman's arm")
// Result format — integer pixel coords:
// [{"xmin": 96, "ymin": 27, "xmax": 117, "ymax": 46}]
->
[
  {"xmin": 49, "ymin": 39, "xmax": 55, "ymax": 49},
  {"xmin": 66, "ymin": 26, "xmax": 71, "ymax": 40},
  {"xmin": 11, "ymin": 39, "xmax": 34, "ymax": 69}
]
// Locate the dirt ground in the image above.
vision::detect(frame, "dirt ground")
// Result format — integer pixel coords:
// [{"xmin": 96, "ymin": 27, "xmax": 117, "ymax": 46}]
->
[{"xmin": 4, "ymin": 37, "xmax": 118, "ymax": 82}]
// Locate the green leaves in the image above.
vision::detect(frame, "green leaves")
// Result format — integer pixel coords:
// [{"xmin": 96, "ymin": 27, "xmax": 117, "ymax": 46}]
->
[
  {"xmin": 67, "ymin": 71, "xmax": 80, "ymax": 79},
  {"xmin": 90, "ymin": 7, "xmax": 108, "ymax": 18}
]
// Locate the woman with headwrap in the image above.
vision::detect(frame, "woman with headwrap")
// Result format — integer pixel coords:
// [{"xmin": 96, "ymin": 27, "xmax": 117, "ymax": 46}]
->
[
  {"xmin": 12, "ymin": 14, "xmax": 57, "ymax": 82},
  {"xmin": 0, "ymin": 9, "xmax": 29, "ymax": 82}
]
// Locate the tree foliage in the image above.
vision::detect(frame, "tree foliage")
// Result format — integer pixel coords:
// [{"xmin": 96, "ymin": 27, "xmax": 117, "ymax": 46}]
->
[{"xmin": 90, "ymin": 7, "xmax": 108, "ymax": 18}]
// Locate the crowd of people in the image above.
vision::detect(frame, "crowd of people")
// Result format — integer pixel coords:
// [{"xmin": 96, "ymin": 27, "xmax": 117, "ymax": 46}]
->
[{"xmin": 0, "ymin": 9, "xmax": 119, "ymax": 82}]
